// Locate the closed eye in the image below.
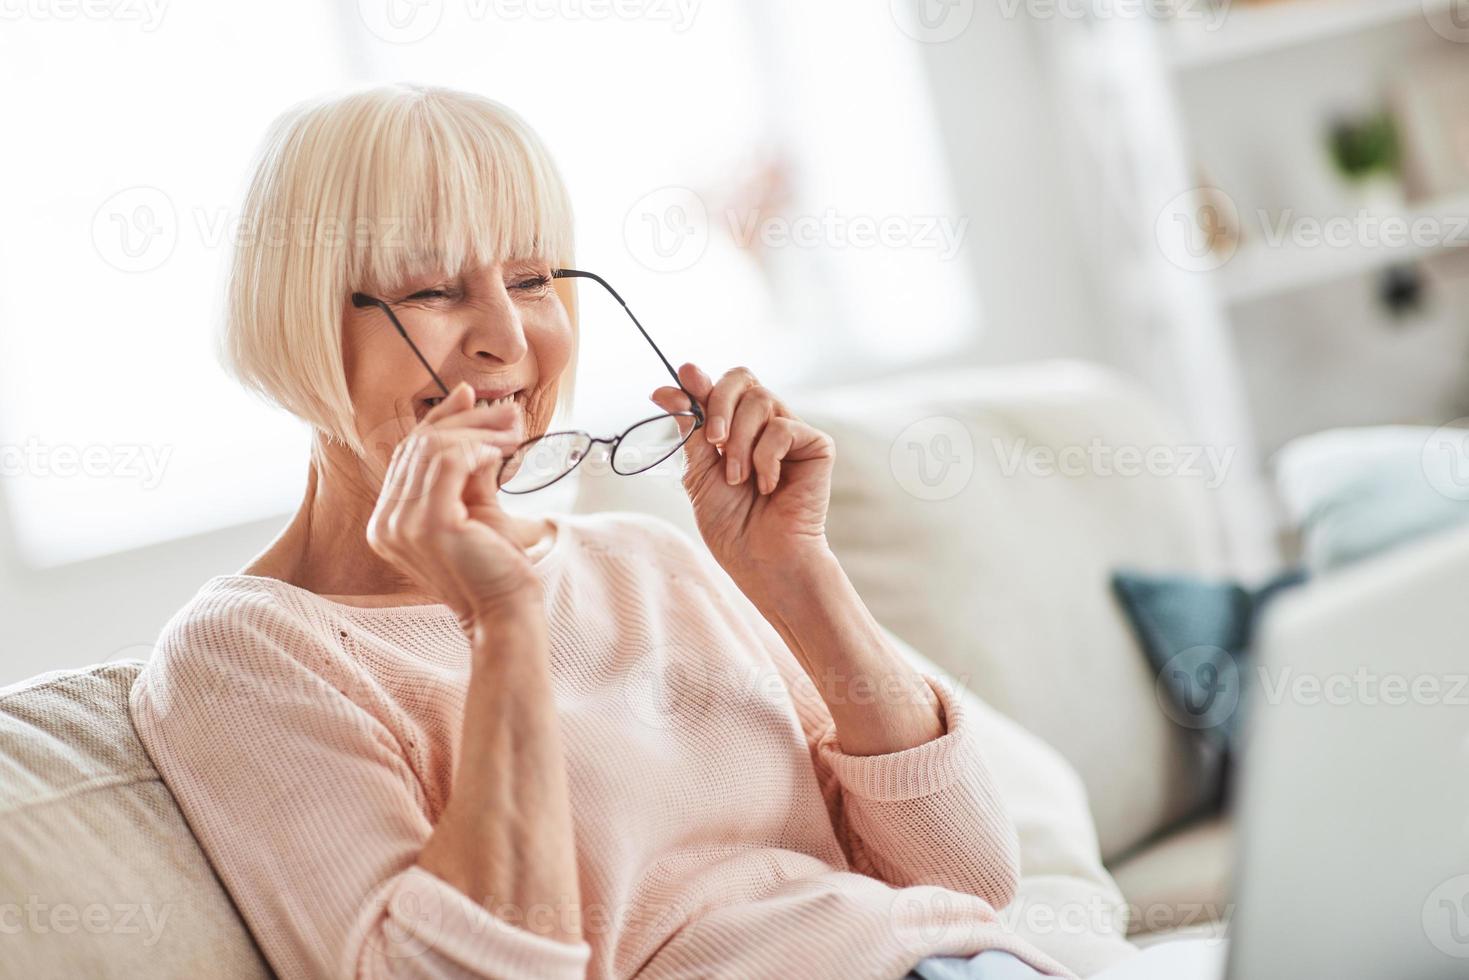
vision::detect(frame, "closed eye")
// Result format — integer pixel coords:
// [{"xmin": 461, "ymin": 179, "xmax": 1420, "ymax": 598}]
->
[
  {"xmin": 406, "ymin": 288, "xmax": 450, "ymax": 301},
  {"xmin": 511, "ymin": 275, "xmax": 551, "ymax": 292}
]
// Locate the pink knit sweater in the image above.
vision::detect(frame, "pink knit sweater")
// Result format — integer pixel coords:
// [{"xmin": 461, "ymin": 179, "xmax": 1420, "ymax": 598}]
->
[{"xmin": 130, "ymin": 511, "xmax": 1071, "ymax": 980}]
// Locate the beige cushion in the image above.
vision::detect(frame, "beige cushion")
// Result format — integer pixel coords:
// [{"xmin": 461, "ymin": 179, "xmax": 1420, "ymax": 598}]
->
[
  {"xmin": 574, "ymin": 360, "xmax": 1227, "ymax": 860},
  {"xmin": 0, "ymin": 662, "xmax": 271, "ymax": 979},
  {"xmin": 1108, "ymin": 814, "xmax": 1233, "ymax": 939}
]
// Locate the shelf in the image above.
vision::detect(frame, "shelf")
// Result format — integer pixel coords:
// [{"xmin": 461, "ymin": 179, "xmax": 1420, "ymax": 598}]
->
[
  {"xmin": 1213, "ymin": 192, "xmax": 1469, "ymax": 305},
  {"xmin": 1165, "ymin": 0, "xmax": 1457, "ymax": 71}
]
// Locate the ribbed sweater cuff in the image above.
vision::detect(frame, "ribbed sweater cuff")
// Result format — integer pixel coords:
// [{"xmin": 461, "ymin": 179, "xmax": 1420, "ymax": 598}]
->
[
  {"xmin": 815, "ymin": 673, "xmax": 975, "ymax": 801},
  {"xmin": 384, "ymin": 866, "xmax": 593, "ymax": 979}
]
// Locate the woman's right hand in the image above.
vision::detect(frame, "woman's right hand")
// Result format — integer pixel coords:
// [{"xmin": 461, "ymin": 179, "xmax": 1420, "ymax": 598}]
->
[{"xmin": 366, "ymin": 381, "xmax": 540, "ymax": 631}]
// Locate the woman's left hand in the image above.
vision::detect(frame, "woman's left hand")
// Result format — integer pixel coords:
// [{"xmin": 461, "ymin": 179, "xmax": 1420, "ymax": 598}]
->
[{"xmin": 651, "ymin": 363, "xmax": 835, "ymax": 595}]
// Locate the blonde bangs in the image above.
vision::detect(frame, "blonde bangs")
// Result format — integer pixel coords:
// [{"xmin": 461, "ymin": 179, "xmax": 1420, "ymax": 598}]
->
[
  {"xmin": 222, "ymin": 84, "xmax": 577, "ymax": 459},
  {"xmin": 347, "ymin": 89, "xmax": 576, "ymax": 295}
]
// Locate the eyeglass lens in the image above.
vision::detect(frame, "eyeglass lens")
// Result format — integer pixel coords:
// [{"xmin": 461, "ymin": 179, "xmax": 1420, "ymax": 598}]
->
[{"xmin": 497, "ymin": 412, "xmax": 699, "ymax": 494}]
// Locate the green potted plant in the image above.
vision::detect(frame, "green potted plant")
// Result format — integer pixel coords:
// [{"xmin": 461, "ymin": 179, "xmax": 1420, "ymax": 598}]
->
[{"xmin": 1327, "ymin": 109, "xmax": 1403, "ymax": 211}]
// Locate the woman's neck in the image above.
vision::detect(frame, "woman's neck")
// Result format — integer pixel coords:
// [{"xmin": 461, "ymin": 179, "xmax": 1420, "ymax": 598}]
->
[{"xmin": 241, "ymin": 437, "xmax": 548, "ymax": 603}]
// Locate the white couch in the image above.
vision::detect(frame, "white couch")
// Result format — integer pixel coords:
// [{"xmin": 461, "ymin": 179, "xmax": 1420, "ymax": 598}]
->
[{"xmin": 0, "ymin": 360, "xmax": 1235, "ymax": 978}]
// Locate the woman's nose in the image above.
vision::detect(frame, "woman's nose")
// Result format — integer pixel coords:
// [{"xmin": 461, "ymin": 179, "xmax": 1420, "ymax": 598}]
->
[{"xmin": 460, "ymin": 293, "xmax": 529, "ymax": 365}]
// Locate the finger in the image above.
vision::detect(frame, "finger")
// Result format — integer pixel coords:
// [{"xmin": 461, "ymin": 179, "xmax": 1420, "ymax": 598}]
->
[
  {"xmin": 379, "ymin": 431, "xmax": 420, "ymax": 502},
  {"xmin": 421, "ymin": 381, "xmax": 475, "ymax": 427},
  {"xmin": 397, "ymin": 431, "xmax": 440, "ymax": 510},
  {"xmin": 400, "ymin": 428, "xmax": 484, "ymax": 509},
  {"xmin": 423, "ymin": 439, "xmax": 484, "ymax": 528},
  {"xmin": 676, "ymin": 362, "xmax": 715, "ymax": 403},
  {"xmin": 423, "ymin": 434, "xmax": 496, "ymax": 520},
  {"xmin": 676, "ymin": 362, "xmax": 725, "ymax": 433},
  {"xmin": 465, "ymin": 433, "xmax": 514, "ymax": 507},
  {"xmin": 751, "ymin": 416, "xmax": 798, "ymax": 495},
  {"xmin": 705, "ymin": 367, "xmax": 761, "ymax": 448},
  {"xmin": 650, "ymin": 385, "xmax": 693, "ymax": 415},
  {"xmin": 432, "ymin": 400, "xmax": 522, "ymax": 438},
  {"xmin": 651, "ymin": 385, "xmax": 720, "ymax": 473},
  {"xmin": 650, "ymin": 386, "xmax": 700, "ymax": 440},
  {"xmin": 369, "ymin": 431, "xmax": 425, "ymax": 548},
  {"xmin": 414, "ymin": 427, "xmax": 511, "ymax": 514},
  {"xmin": 722, "ymin": 386, "xmax": 777, "ymax": 486},
  {"xmin": 396, "ymin": 428, "xmax": 514, "ymax": 513},
  {"xmin": 777, "ymin": 417, "xmax": 835, "ymax": 463},
  {"xmin": 430, "ymin": 426, "xmax": 525, "ymax": 468},
  {"xmin": 384, "ymin": 430, "xmax": 437, "ymax": 508},
  {"xmin": 428, "ymin": 424, "xmax": 524, "ymax": 450},
  {"xmin": 658, "ymin": 396, "xmax": 725, "ymax": 484}
]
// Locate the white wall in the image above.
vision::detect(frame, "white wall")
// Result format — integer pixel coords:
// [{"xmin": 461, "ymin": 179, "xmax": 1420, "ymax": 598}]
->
[{"xmin": 912, "ymin": 4, "xmax": 1108, "ymax": 367}]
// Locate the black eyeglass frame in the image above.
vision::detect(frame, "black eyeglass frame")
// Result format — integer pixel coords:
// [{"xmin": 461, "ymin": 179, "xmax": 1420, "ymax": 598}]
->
[{"xmin": 350, "ymin": 268, "xmax": 706, "ymax": 494}]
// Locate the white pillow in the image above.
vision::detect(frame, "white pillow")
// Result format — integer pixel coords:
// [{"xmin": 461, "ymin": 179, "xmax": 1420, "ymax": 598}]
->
[{"xmin": 1273, "ymin": 425, "xmax": 1469, "ymax": 571}]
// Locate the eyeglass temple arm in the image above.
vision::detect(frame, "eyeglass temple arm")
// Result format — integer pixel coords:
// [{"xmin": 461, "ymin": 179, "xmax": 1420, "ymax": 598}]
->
[
  {"xmin": 351, "ymin": 293, "xmax": 452, "ymax": 398},
  {"xmin": 552, "ymin": 269, "xmax": 704, "ymax": 424}
]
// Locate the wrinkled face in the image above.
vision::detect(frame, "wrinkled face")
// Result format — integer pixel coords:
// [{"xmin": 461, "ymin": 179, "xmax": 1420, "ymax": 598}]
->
[{"xmin": 341, "ymin": 258, "xmax": 574, "ymax": 473}]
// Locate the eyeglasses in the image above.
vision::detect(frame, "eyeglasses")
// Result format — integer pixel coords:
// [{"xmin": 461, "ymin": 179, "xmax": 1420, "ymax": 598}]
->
[{"xmin": 351, "ymin": 268, "xmax": 705, "ymax": 494}]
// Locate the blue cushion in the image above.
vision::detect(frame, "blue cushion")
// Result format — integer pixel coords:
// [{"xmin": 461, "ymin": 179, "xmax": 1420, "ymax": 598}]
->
[{"xmin": 1110, "ymin": 569, "xmax": 1306, "ymax": 807}]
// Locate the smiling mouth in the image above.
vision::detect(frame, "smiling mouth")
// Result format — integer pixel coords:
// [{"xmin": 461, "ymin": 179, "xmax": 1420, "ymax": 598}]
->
[
  {"xmin": 416, "ymin": 390, "xmax": 526, "ymax": 421},
  {"xmin": 424, "ymin": 392, "xmax": 521, "ymax": 409}
]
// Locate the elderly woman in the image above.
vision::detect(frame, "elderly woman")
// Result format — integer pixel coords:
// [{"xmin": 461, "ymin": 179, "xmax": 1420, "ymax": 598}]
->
[{"xmin": 129, "ymin": 85, "xmax": 1073, "ymax": 980}]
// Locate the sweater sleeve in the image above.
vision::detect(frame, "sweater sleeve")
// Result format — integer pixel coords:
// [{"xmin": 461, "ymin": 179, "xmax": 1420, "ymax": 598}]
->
[
  {"xmin": 768, "ymin": 642, "xmax": 1022, "ymax": 912},
  {"xmin": 128, "ymin": 596, "xmax": 592, "ymax": 980}
]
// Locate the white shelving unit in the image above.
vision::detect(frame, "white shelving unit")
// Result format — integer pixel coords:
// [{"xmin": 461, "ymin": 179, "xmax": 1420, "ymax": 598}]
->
[
  {"xmin": 1154, "ymin": 0, "xmax": 1469, "ymax": 480},
  {"xmin": 1166, "ymin": 0, "xmax": 1458, "ymax": 70},
  {"xmin": 1160, "ymin": 0, "xmax": 1469, "ymax": 304},
  {"xmin": 1217, "ymin": 192, "xmax": 1469, "ymax": 306},
  {"xmin": 1040, "ymin": 1, "xmax": 1469, "ymax": 573}
]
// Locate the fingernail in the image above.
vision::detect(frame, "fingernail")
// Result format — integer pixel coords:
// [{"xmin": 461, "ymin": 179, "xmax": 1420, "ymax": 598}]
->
[
  {"xmin": 727, "ymin": 460, "xmax": 742, "ymax": 485},
  {"xmin": 708, "ymin": 418, "xmax": 727, "ymax": 442}
]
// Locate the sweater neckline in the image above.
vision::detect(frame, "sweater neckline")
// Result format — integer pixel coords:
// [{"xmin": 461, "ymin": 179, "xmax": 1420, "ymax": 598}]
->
[{"xmin": 207, "ymin": 511, "xmax": 573, "ymax": 619}]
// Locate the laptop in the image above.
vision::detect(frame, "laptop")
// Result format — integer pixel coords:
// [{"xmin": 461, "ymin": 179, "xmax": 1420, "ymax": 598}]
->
[
  {"xmin": 1221, "ymin": 523, "xmax": 1469, "ymax": 979},
  {"xmin": 1094, "ymin": 524, "xmax": 1469, "ymax": 980}
]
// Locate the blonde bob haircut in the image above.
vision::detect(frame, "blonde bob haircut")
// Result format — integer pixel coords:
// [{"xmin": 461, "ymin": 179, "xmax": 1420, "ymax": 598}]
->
[{"xmin": 222, "ymin": 84, "xmax": 578, "ymax": 460}]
